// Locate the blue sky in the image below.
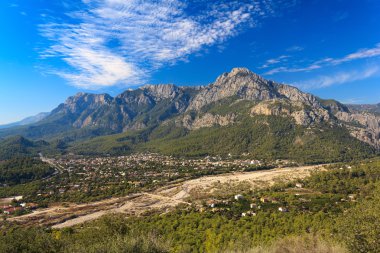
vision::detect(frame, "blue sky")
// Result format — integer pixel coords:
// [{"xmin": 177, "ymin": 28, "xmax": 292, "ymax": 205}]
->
[{"xmin": 1, "ymin": 0, "xmax": 380, "ymax": 124}]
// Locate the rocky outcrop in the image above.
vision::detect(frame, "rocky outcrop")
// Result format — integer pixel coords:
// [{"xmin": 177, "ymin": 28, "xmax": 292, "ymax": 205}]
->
[
  {"xmin": 180, "ymin": 113, "xmax": 237, "ymax": 130},
  {"xmin": 140, "ymin": 84, "xmax": 180, "ymax": 101},
  {"xmin": 276, "ymin": 85, "xmax": 321, "ymax": 108},
  {"xmin": 335, "ymin": 112, "xmax": 380, "ymax": 148},
  {"xmin": 250, "ymin": 99, "xmax": 330, "ymax": 125},
  {"xmin": 63, "ymin": 93, "xmax": 113, "ymax": 114}
]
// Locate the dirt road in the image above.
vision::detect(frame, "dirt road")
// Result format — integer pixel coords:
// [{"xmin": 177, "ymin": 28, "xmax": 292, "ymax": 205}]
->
[
  {"xmin": 7, "ymin": 164, "xmax": 324, "ymax": 228},
  {"xmin": 166, "ymin": 165, "xmax": 323, "ymax": 200}
]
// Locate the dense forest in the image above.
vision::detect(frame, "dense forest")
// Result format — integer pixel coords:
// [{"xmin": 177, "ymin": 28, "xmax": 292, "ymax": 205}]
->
[
  {"xmin": 1, "ymin": 158, "xmax": 380, "ymax": 252},
  {"xmin": 0, "ymin": 157, "xmax": 54, "ymax": 185}
]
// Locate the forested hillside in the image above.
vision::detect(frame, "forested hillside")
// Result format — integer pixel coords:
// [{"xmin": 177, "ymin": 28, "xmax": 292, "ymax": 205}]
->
[
  {"xmin": 71, "ymin": 114, "xmax": 375, "ymax": 164},
  {"xmin": 0, "ymin": 157, "xmax": 54, "ymax": 185}
]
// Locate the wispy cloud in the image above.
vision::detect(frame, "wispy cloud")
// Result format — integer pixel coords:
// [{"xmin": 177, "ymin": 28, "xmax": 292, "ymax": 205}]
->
[
  {"xmin": 264, "ymin": 43, "xmax": 380, "ymax": 75},
  {"xmin": 294, "ymin": 66, "xmax": 380, "ymax": 90},
  {"xmin": 286, "ymin": 45, "xmax": 303, "ymax": 52},
  {"xmin": 333, "ymin": 11, "xmax": 349, "ymax": 22},
  {"xmin": 327, "ymin": 43, "xmax": 380, "ymax": 65},
  {"xmin": 40, "ymin": 0, "xmax": 285, "ymax": 89},
  {"xmin": 260, "ymin": 55, "xmax": 289, "ymax": 68},
  {"xmin": 264, "ymin": 64, "xmax": 321, "ymax": 75}
]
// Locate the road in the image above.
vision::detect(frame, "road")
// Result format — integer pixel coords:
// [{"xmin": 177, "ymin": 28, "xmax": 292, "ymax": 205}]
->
[{"xmin": 39, "ymin": 153, "xmax": 64, "ymax": 174}]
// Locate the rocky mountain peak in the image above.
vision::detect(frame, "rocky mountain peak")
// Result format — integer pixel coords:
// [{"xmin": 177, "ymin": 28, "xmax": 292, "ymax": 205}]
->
[
  {"xmin": 140, "ymin": 84, "xmax": 180, "ymax": 101},
  {"xmin": 62, "ymin": 92, "xmax": 113, "ymax": 114},
  {"xmin": 230, "ymin": 67, "xmax": 254, "ymax": 76},
  {"xmin": 214, "ymin": 67, "xmax": 263, "ymax": 86},
  {"xmin": 65, "ymin": 92, "xmax": 112, "ymax": 104},
  {"xmin": 188, "ymin": 68, "xmax": 279, "ymax": 111}
]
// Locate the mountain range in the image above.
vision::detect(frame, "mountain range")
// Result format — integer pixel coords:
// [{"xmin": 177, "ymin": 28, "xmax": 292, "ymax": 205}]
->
[{"xmin": 0, "ymin": 68, "xmax": 379, "ymax": 163}]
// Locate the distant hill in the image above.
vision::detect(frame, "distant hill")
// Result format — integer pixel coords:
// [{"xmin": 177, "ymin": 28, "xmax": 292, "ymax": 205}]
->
[
  {"xmin": 0, "ymin": 112, "xmax": 50, "ymax": 129},
  {"xmin": 0, "ymin": 135, "xmax": 50, "ymax": 160},
  {"xmin": 348, "ymin": 103, "xmax": 380, "ymax": 115},
  {"xmin": 0, "ymin": 68, "xmax": 378, "ymax": 162}
]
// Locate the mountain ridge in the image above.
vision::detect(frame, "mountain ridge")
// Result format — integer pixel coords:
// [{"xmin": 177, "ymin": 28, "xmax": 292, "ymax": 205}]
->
[{"xmin": 0, "ymin": 67, "xmax": 379, "ymax": 161}]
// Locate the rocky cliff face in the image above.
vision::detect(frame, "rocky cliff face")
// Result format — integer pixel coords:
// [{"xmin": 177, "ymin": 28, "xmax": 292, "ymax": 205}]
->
[
  {"xmin": 141, "ymin": 84, "xmax": 180, "ymax": 101},
  {"xmin": 62, "ymin": 93, "xmax": 113, "ymax": 113},
  {"xmin": 335, "ymin": 112, "xmax": 380, "ymax": 148},
  {"xmin": 179, "ymin": 113, "xmax": 237, "ymax": 130},
  {"xmin": 250, "ymin": 99, "xmax": 330, "ymax": 125}
]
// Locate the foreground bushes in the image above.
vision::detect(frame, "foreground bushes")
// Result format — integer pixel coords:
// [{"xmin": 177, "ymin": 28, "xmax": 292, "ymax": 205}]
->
[
  {"xmin": 0, "ymin": 225, "xmax": 347, "ymax": 253},
  {"xmin": 0, "ymin": 225, "xmax": 169, "ymax": 253},
  {"xmin": 243, "ymin": 235, "xmax": 347, "ymax": 253}
]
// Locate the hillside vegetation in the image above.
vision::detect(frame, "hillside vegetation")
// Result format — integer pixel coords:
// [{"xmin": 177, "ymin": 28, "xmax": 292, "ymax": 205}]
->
[
  {"xmin": 0, "ymin": 157, "xmax": 54, "ymax": 185},
  {"xmin": 2, "ymin": 158, "xmax": 380, "ymax": 252},
  {"xmin": 71, "ymin": 114, "xmax": 374, "ymax": 164}
]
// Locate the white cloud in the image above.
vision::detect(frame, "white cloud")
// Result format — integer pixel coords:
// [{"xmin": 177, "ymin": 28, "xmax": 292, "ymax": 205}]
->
[
  {"xmin": 260, "ymin": 55, "xmax": 289, "ymax": 68},
  {"xmin": 264, "ymin": 43, "xmax": 380, "ymax": 75},
  {"xmin": 264, "ymin": 64, "xmax": 321, "ymax": 75},
  {"xmin": 286, "ymin": 45, "xmax": 303, "ymax": 52},
  {"xmin": 295, "ymin": 66, "xmax": 380, "ymax": 90},
  {"xmin": 329, "ymin": 43, "xmax": 380, "ymax": 65},
  {"xmin": 40, "ymin": 0, "xmax": 281, "ymax": 89}
]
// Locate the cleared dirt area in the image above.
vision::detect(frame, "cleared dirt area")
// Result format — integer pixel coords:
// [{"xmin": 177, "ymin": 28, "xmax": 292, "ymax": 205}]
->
[
  {"xmin": 166, "ymin": 165, "xmax": 324, "ymax": 201},
  {"xmin": 6, "ymin": 164, "xmax": 324, "ymax": 228},
  {"xmin": 0, "ymin": 197, "xmax": 14, "ymax": 206}
]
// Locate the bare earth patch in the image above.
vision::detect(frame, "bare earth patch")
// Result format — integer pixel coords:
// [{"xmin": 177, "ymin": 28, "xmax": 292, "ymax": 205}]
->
[{"xmin": 6, "ymin": 164, "xmax": 324, "ymax": 228}]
